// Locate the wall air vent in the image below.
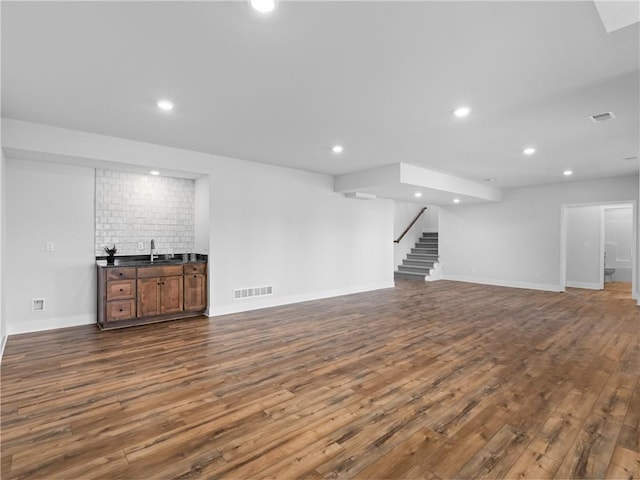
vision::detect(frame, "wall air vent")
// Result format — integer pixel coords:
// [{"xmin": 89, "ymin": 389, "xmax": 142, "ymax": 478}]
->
[
  {"xmin": 233, "ymin": 285, "xmax": 273, "ymax": 300},
  {"xmin": 589, "ymin": 111, "xmax": 616, "ymax": 123}
]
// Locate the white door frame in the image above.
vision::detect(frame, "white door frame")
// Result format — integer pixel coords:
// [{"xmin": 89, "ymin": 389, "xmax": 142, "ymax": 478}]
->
[{"xmin": 560, "ymin": 200, "xmax": 637, "ymax": 298}]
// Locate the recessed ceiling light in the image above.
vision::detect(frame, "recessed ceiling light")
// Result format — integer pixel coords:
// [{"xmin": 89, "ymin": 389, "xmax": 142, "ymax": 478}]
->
[
  {"xmin": 332, "ymin": 145, "xmax": 344, "ymax": 154},
  {"xmin": 523, "ymin": 147, "xmax": 536, "ymax": 155},
  {"xmin": 156, "ymin": 100, "xmax": 174, "ymax": 112},
  {"xmin": 453, "ymin": 106, "xmax": 471, "ymax": 118},
  {"xmin": 250, "ymin": 0, "xmax": 275, "ymax": 13},
  {"xmin": 150, "ymin": 170, "xmax": 160, "ymax": 176},
  {"xmin": 414, "ymin": 192, "xmax": 422, "ymax": 198},
  {"xmin": 563, "ymin": 170, "xmax": 573, "ymax": 176},
  {"xmin": 453, "ymin": 198, "xmax": 461, "ymax": 204}
]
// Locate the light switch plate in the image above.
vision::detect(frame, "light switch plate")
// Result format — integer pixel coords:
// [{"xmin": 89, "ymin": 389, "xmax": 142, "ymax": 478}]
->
[
  {"xmin": 46, "ymin": 242, "xmax": 54, "ymax": 252},
  {"xmin": 138, "ymin": 242, "xmax": 144, "ymax": 250}
]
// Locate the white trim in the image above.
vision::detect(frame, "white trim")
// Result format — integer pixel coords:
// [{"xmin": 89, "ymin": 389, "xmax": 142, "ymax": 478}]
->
[
  {"xmin": 599, "ymin": 207, "xmax": 606, "ymax": 290},
  {"xmin": 560, "ymin": 205, "xmax": 567, "ymax": 291},
  {"xmin": 443, "ymin": 274, "xmax": 562, "ymax": 293},
  {"xmin": 0, "ymin": 336, "xmax": 7, "ymax": 364},
  {"xmin": 208, "ymin": 281, "xmax": 395, "ymax": 317},
  {"xmin": 7, "ymin": 314, "xmax": 95, "ymax": 335},
  {"xmin": 425, "ymin": 262, "xmax": 443, "ymax": 281},
  {"xmin": 566, "ymin": 281, "xmax": 602, "ymax": 290}
]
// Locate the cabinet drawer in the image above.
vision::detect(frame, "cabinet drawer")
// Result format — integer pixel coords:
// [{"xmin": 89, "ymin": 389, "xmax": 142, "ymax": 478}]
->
[
  {"xmin": 106, "ymin": 280, "xmax": 135, "ymax": 301},
  {"xmin": 137, "ymin": 265, "xmax": 183, "ymax": 278},
  {"xmin": 106, "ymin": 267, "xmax": 137, "ymax": 281},
  {"xmin": 183, "ymin": 263, "xmax": 206, "ymax": 274},
  {"xmin": 105, "ymin": 299, "xmax": 136, "ymax": 322}
]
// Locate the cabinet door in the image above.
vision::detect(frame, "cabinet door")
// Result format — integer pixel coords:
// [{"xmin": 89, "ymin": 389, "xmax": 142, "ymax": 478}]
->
[
  {"xmin": 184, "ymin": 274, "xmax": 206, "ymax": 311},
  {"xmin": 161, "ymin": 276, "xmax": 184, "ymax": 314},
  {"xmin": 137, "ymin": 278, "xmax": 160, "ymax": 317}
]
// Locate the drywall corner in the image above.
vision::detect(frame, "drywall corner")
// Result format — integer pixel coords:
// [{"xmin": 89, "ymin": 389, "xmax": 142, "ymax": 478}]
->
[{"xmin": 194, "ymin": 175, "xmax": 210, "ymax": 255}]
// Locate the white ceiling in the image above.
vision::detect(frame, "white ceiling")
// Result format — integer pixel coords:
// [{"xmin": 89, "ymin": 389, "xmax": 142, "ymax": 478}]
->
[{"xmin": 2, "ymin": 1, "xmax": 639, "ymax": 190}]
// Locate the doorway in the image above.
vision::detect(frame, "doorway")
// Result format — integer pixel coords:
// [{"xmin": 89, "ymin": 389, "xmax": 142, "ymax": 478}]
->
[
  {"xmin": 560, "ymin": 201, "xmax": 637, "ymax": 299},
  {"xmin": 604, "ymin": 205, "xmax": 634, "ymax": 294}
]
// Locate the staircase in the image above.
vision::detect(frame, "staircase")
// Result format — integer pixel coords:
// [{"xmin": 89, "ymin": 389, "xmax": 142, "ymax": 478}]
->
[{"xmin": 394, "ymin": 232, "xmax": 441, "ymax": 281}]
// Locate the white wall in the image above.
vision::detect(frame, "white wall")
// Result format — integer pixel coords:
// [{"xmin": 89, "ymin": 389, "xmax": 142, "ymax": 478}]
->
[
  {"xmin": 0, "ymin": 148, "xmax": 6, "ymax": 357},
  {"xmin": 5, "ymin": 158, "xmax": 96, "ymax": 334},
  {"xmin": 605, "ymin": 206, "xmax": 634, "ymax": 282},
  {"xmin": 424, "ymin": 205, "xmax": 439, "ymax": 232},
  {"xmin": 0, "ymin": 8, "xmax": 5, "ymax": 357},
  {"xmin": 566, "ymin": 205, "xmax": 602, "ymax": 289},
  {"xmin": 194, "ymin": 175, "xmax": 210, "ymax": 255},
  {"xmin": 440, "ymin": 175, "xmax": 638, "ymax": 292},
  {"xmin": 209, "ymin": 160, "xmax": 393, "ymax": 315},
  {"xmin": 2, "ymin": 120, "xmax": 395, "ymax": 331}
]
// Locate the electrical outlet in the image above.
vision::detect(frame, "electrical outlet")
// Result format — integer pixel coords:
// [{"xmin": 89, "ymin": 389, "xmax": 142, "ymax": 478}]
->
[
  {"xmin": 138, "ymin": 242, "xmax": 144, "ymax": 250},
  {"xmin": 32, "ymin": 298, "xmax": 45, "ymax": 311},
  {"xmin": 46, "ymin": 242, "xmax": 54, "ymax": 252}
]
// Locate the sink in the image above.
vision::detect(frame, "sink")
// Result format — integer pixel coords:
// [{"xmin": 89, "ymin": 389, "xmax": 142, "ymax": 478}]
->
[
  {"xmin": 150, "ymin": 259, "xmax": 184, "ymax": 265},
  {"xmin": 116, "ymin": 258, "xmax": 185, "ymax": 266}
]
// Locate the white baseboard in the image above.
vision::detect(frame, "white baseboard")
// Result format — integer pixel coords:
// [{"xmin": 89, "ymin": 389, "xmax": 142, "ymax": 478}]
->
[
  {"xmin": 209, "ymin": 281, "xmax": 395, "ymax": 317},
  {"xmin": 443, "ymin": 275, "xmax": 562, "ymax": 293},
  {"xmin": 0, "ymin": 335, "xmax": 7, "ymax": 364},
  {"xmin": 7, "ymin": 314, "xmax": 96, "ymax": 335},
  {"xmin": 566, "ymin": 281, "xmax": 602, "ymax": 290}
]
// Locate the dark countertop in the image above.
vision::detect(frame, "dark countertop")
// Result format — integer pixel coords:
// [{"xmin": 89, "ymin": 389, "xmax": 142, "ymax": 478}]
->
[{"xmin": 96, "ymin": 254, "xmax": 208, "ymax": 268}]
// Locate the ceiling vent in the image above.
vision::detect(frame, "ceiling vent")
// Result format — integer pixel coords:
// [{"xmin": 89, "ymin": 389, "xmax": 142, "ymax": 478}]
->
[{"xmin": 589, "ymin": 112, "xmax": 616, "ymax": 123}]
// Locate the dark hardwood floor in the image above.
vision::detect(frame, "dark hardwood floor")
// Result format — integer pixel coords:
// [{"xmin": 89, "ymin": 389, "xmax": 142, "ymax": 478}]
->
[{"xmin": 1, "ymin": 280, "xmax": 638, "ymax": 479}]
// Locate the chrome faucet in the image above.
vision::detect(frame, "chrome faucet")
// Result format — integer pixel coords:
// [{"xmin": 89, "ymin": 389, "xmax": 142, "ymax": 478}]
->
[{"xmin": 150, "ymin": 239, "xmax": 156, "ymax": 263}]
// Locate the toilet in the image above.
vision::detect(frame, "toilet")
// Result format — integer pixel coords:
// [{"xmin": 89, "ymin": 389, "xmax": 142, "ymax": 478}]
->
[
  {"xmin": 603, "ymin": 247, "xmax": 616, "ymax": 283},
  {"xmin": 604, "ymin": 267, "xmax": 615, "ymax": 283}
]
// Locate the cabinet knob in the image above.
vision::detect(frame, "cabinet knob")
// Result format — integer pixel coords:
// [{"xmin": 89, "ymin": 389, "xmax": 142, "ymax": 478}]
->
[
  {"xmin": 119, "ymin": 309, "xmax": 123, "ymax": 312},
  {"xmin": 119, "ymin": 288, "xmax": 123, "ymax": 292},
  {"xmin": 119, "ymin": 273, "xmax": 123, "ymax": 276}
]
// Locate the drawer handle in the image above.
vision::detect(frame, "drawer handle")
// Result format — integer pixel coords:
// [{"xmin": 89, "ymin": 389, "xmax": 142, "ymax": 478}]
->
[
  {"xmin": 119, "ymin": 273, "xmax": 124, "ymax": 276},
  {"xmin": 119, "ymin": 309, "xmax": 123, "ymax": 312}
]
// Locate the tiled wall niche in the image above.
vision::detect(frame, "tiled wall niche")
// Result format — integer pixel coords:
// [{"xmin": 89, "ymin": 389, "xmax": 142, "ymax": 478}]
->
[{"xmin": 95, "ymin": 169, "xmax": 195, "ymax": 256}]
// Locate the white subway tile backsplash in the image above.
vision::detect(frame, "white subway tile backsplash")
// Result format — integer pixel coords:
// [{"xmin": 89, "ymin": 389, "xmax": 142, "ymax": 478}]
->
[{"xmin": 95, "ymin": 169, "xmax": 195, "ymax": 256}]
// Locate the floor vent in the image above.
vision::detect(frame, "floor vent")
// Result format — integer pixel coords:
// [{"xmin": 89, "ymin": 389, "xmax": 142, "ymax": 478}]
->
[
  {"xmin": 233, "ymin": 285, "xmax": 273, "ymax": 300},
  {"xmin": 589, "ymin": 111, "xmax": 616, "ymax": 123}
]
